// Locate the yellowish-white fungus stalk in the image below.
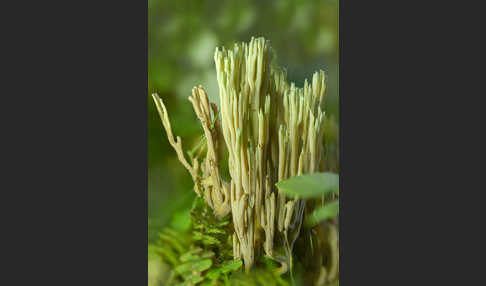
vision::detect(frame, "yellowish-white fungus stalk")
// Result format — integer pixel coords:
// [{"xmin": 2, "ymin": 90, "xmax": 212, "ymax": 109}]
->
[{"xmin": 153, "ymin": 37, "xmax": 328, "ymax": 271}]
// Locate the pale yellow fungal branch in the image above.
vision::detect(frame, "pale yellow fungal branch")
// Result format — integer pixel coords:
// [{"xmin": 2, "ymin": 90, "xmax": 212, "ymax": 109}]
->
[
  {"xmin": 189, "ymin": 86, "xmax": 231, "ymax": 217},
  {"xmin": 273, "ymin": 70, "xmax": 328, "ymax": 271},
  {"xmin": 152, "ymin": 93, "xmax": 199, "ymax": 193},
  {"xmin": 153, "ymin": 36, "xmax": 331, "ymax": 273},
  {"xmin": 212, "ymin": 37, "xmax": 329, "ymax": 271},
  {"xmin": 152, "ymin": 90, "xmax": 231, "ymax": 217},
  {"xmin": 214, "ymin": 37, "xmax": 274, "ymax": 270}
]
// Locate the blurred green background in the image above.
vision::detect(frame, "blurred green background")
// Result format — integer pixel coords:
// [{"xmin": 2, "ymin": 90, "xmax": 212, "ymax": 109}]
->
[{"xmin": 148, "ymin": 0, "xmax": 338, "ymax": 283}]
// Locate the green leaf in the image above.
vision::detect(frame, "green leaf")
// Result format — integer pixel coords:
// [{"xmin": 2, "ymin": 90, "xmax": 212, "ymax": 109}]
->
[
  {"xmin": 193, "ymin": 258, "xmax": 213, "ymax": 272},
  {"xmin": 179, "ymin": 248, "xmax": 214, "ymax": 262},
  {"xmin": 174, "ymin": 262, "xmax": 193, "ymax": 274},
  {"xmin": 202, "ymin": 236, "xmax": 220, "ymax": 246},
  {"xmin": 193, "ymin": 231, "xmax": 204, "ymax": 240},
  {"xmin": 219, "ymin": 260, "xmax": 243, "ymax": 273},
  {"xmin": 186, "ymin": 273, "xmax": 205, "ymax": 284},
  {"xmin": 201, "ymin": 251, "xmax": 215, "ymax": 259},
  {"xmin": 193, "ymin": 232, "xmax": 220, "ymax": 246},
  {"xmin": 275, "ymin": 172, "xmax": 339, "ymax": 198},
  {"xmin": 216, "ymin": 221, "xmax": 230, "ymax": 227},
  {"xmin": 305, "ymin": 200, "xmax": 339, "ymax": 227},
  {"xmin": 159, "ymin": 232, "xmax": 186, "ymax": 254},
  {"xmin": 174, "ymin": 258, "xmax": 212, "ymax": 274},
  {"xmin": 180, "ymin": 248, "xmax": 203, "ymax": 262},
  {"xmin": 205, "ymin": 260, "xmax": 242, "ymax": 281},
  {"xmin": 206, "ymin": 227, "xmax": 226, "ymax": 235},
  {"xmin": 206, "ymin": 268, "xmax": 221, "ymax": 280},
  {"xmin": 156, "ymin": 246, "xmax": 178, "ymax": 266}
]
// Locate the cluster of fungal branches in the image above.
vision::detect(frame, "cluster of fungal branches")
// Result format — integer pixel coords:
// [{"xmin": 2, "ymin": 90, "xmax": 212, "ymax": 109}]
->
[{"xmin": 152, "ymin": 37, "xmax": 328, "ymax": 272}]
